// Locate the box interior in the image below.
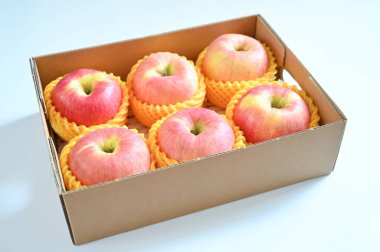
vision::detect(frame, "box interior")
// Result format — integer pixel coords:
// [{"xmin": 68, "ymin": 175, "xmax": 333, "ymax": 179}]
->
[{"xmin": 30, "ymin": 15, "xmax": 346, "ymax": 244}]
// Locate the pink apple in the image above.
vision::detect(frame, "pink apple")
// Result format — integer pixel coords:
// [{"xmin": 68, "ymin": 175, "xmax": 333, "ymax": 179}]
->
[
  {"xmin": 202, "ymin": 34, "xmax": 269, "ymax": 81},
  {"xmin": 69, "ymin": 127, "xmax": 150, "ymax": 186},
  {"xmin": 132, "ymin": 52, "xmax": 198, "ymax": 105},
  {"xmin": 52, "ymin": 68, "xmax": 122, "ymax": 126},
  {"xmin": 157, "ymin": 108, "xmax": 235, "ymax": 162},
  {"xmin": 233, "ymin": 85, "xmax": 310, "ymax": 143}
]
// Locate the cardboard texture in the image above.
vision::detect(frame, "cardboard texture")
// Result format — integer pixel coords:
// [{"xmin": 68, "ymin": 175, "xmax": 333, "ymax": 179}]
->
[{"xmin": 30, "ymin": 15, "xmax": 347, "ymax": 245}]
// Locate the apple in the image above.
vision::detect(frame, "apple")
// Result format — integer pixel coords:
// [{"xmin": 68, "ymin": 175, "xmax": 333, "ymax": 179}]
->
[
  {"xmin": 132, "ymin": 52, "xmax": 198, "ymax": 105},
  {"xmin": 69, "ymin": 127, "xmax": 150, "ymax": 186},
  {"xmin": 201, "ymin": 34, "xmax": 269, "ymax": 81},
  {"xmin": 52, "ymin": 68, "xmax": 122, "ymax": 126},
  {"xmin": 157, "ymin": 108, "xmax": 235, "ymax": 162},
  {"xmin": 233, "ymin": 85, "xmax": 310, "ymax": 143}
]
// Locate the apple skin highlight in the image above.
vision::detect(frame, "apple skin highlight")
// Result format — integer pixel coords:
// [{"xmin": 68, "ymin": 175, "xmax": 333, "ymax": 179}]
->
[
  {"xmin": 69, "ymin": 127, "xmax": 150, "ymax": 186},
  {"xmin": 52, "ymin": 69, "xmax": 122, "ymax": 126},
  {"xmin": 233, "ymin": 85, "xmax": 310, "ymax": 144},
  {"xmin": 132, "ymin": 52, "xmax": 198, "ymax": 105},
  {"xmin": 202, "ymin": 34, "xmax": 269, "ymax": 81},
  {"xmin": 157, "ymin": 108, "xmax": 235, "ymax": 162}
]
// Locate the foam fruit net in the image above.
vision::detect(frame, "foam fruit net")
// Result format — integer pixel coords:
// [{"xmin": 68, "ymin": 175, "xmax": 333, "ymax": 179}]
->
[
  {"xmin": 43, "ymin": 72, "xmax": 129, "ymax": 142},
  {"xmin": 59, "ymin": 124, "xmax": 156, "ymax": 191},
  {"xmin": 195, "ymin": 43, "xmax": 277, "ymax": 109},
  {"xmin": 127, "ymin": 53, "xmax": 206, "ymax": 127}
]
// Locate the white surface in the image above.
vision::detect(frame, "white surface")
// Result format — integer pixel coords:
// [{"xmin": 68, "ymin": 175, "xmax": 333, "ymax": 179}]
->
[{"xmin": 0, "ymin": 0, "xmax": 379, "ymax": 251}]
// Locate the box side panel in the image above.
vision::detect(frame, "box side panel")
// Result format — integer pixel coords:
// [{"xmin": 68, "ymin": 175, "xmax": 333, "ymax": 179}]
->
[
  {"xmin": 284, "ymin": 48, "xmax": 344, "ymax": 124},
  {"xmin": 31, "ymin": 59, "xmax": 74, "ymax": 240},
  {"xmin": 29, "ymin": 59, "xmax": 47, "ymax": 114},
  {"xmin": 242, "ymin": 16, "xmax": 345, "ymax": 125},
  {"xmin": 255, "ymin": 16, "xmax": 286, "ymax": 72},
  {"xmin": 34, "ymin": 16, "xmax": 257, "ymax": 88},
  {"xmin": 30, "ymin": 59, "xmax": 64, "ymax": 193},
  {"xmin": 63, "ymin": 121, "xmax": 345, "ymax": 244}
]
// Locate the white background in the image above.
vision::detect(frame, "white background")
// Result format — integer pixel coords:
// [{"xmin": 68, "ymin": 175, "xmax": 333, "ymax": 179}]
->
[{"xmin": 1, "ymin": 0, "xmax": 379, "ymax": 251}]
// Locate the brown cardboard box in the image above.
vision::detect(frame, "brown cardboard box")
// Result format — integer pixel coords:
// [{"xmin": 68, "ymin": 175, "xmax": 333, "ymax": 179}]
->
[{"xmin": 30, "ymin": 15, "xmax": 347, "ymax": 245}]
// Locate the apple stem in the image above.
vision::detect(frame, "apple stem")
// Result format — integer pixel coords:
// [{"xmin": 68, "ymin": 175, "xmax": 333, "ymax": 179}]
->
[
  {"xmin": 235, "ymin": 44, "xmax": 248, "ymax": 51},
  {"xmin": 102, "ymin": 146, "xmax": 115, "ymax": 153},
  {"xmin": 190, "ymin": 128, "xmax": 200, "ymax": 136},
  {"xmin": 190, "ymin": 121, "xmax": 205, "ymax": 136},
  {"xmin": 100, "ymin": 136, "xmax": 118, "ymax": 153},
  {"xmin": 82, "ymin": 81, "xmax": 93, "ymax": 95},
  {"xmin": 271, "ymin": 95, "xmax": 288, "ymax": 109},
  {"xmin": 161, "ymin": 64, "xmax": 173, "ymax": 76}
]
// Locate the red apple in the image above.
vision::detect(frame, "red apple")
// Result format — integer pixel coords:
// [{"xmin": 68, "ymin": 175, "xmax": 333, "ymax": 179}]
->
[
  {"xmin": 233, "ymin": 85, "xmax": 310, "ymax": 143},
  {"xmin": 202, "ymin": 34, "xmax": 269, "ymax": 81},
  {"xmin": 69, "ymin": 127, "xmax": 150, "ymax": 186},
  {"xmin": 132, "ymin": 52, "xmax": 198, "ymax": 105},
  {"xmin": 52, "ymin": 68, "xmax": 122, "ymax": 126},
  {"xmin": 157, "ymin": 108, "xmax": 235, "ymax": 162}
]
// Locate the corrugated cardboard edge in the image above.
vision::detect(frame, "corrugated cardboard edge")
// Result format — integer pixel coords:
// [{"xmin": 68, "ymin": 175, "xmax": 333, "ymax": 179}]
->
[
  {"xmin": 29, "ymin": 59, "xmax": 47, "ymax": 114},
  {"xmin": 30, "ymin": 58, "xmax": 74, "ymax": 242},
  {"xmin": 30, "ymin": 58, "xmax": 63, "ymax": 193}
]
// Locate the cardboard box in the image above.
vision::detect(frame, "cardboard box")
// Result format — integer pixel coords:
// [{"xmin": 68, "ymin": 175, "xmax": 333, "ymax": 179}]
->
[{"xmin": 30, "ymin": 15, "xmax": 347, "ymax": 245}]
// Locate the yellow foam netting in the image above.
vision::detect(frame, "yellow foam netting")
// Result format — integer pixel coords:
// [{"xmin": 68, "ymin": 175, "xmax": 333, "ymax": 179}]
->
[
  {"xmin": 43, "ymin": 72, "xmax": 129, "ymax": 142},
  {"xmin": 59, "ymin": 124, "xmax": 156, "ymax": 191},
  {"xmin": 126, "ymin": 53, "xmax": 207, "ymax": 127},
  {"xmin": 196, "ymin": 43, "xmax": 277, "ymax": 109},
  {"xmin": 148, "ymin": 114, "xmax": 246, "ymax": 168},
  {"xmin": 225, "ymin": 81, "xmax": 321, "ymax": 144}
]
